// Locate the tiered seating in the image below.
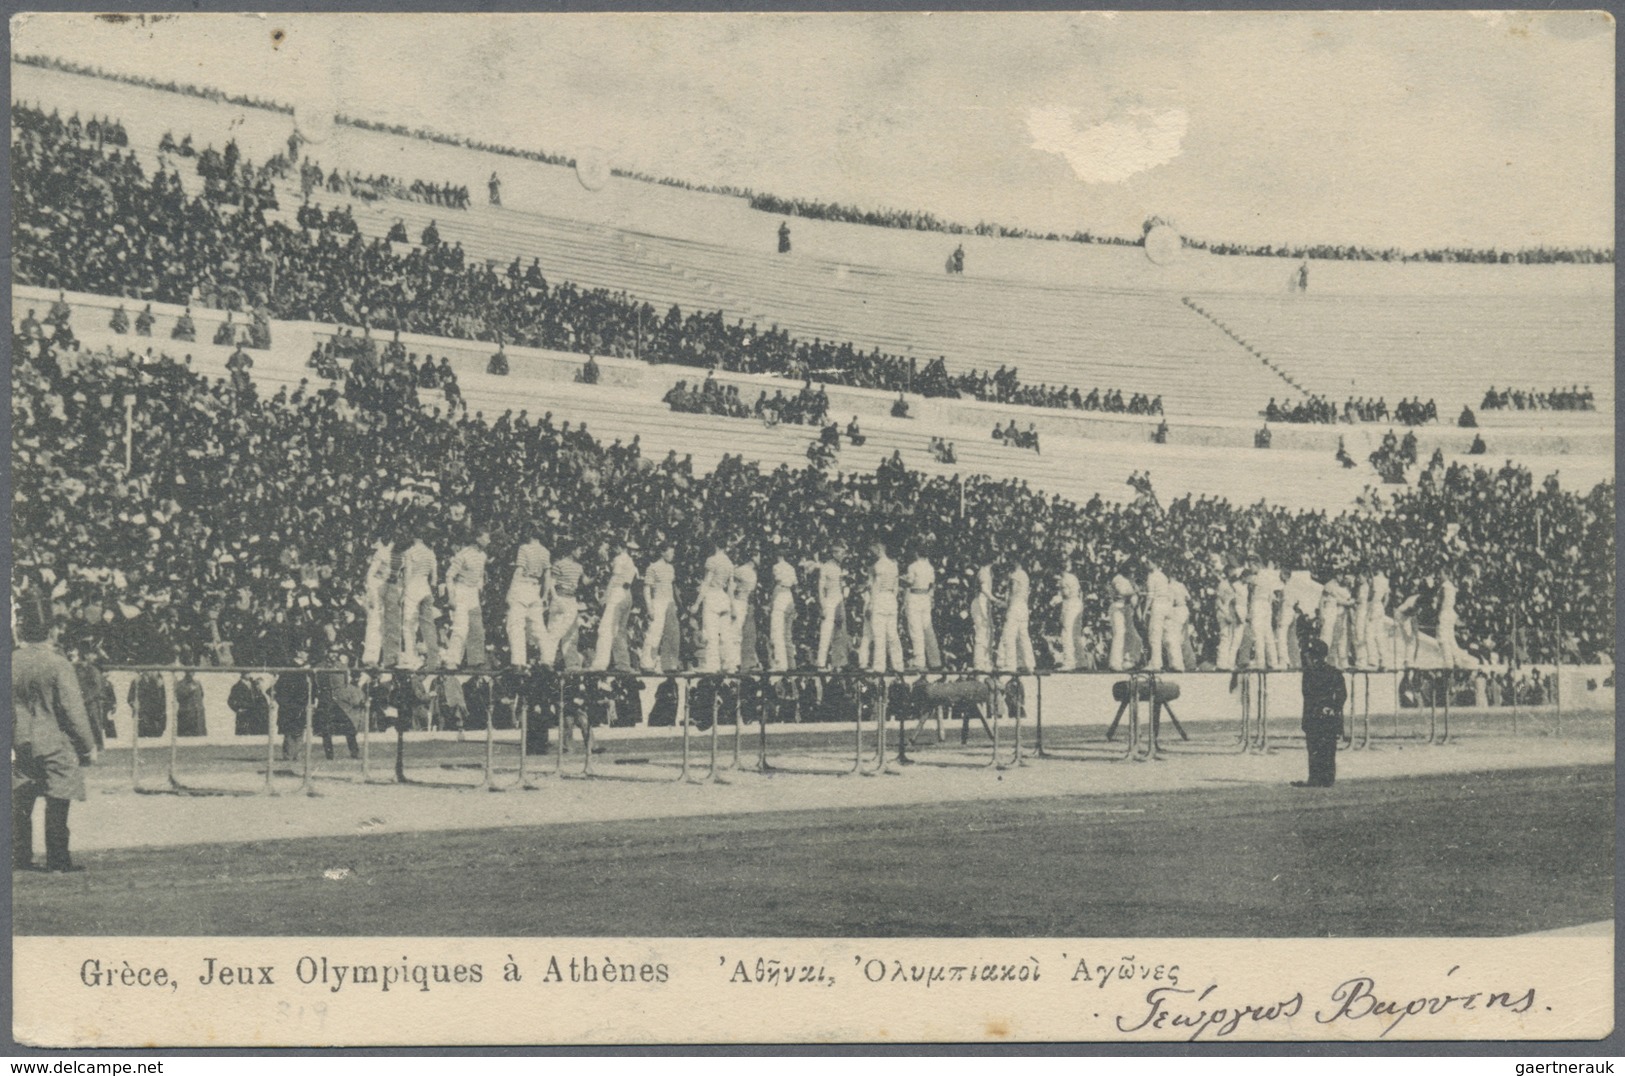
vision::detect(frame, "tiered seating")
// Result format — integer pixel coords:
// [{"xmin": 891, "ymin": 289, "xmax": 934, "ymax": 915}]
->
[
  {"xmin": 1188, "ymin": 291, "xmax": 1614, "ymax": 415},
  {"xmin": 359, "ymin": 195, "xmax": 1295, "ymax": 417}
]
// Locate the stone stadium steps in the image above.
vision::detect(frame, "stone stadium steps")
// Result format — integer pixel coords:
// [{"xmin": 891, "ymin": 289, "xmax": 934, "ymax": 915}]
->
[
  {"xmin": 1187, "ymin": 291, "xmax": 1614, "ymax": 415},
  {"xmin": 297, "ymin": 186, "xmax": 1299, "ymax": 419}
]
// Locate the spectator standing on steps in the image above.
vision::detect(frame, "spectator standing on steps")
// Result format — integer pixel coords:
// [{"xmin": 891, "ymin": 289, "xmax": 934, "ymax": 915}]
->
[{"xmin": 488, "ymin": 172, "xmax": 502, "ymax": 207}]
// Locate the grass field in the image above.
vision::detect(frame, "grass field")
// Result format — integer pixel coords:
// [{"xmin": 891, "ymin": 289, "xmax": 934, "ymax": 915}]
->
[{"xmin": 15, "ymin": 762, "xmax": 1611, "ymax": 937}]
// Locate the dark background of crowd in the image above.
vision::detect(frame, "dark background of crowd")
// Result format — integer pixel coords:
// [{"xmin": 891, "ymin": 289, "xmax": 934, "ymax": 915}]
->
[
  {"xmin": 1481, "ymin": 386, "xmax": 1597, "ymax": 412},
  {"xmin": 16, "ymin": 53, "xmax": 1614, "ymax": 268},
  {"xmin": 13, "ymin": 313, "xmax": 1613, "ymax": 683}
]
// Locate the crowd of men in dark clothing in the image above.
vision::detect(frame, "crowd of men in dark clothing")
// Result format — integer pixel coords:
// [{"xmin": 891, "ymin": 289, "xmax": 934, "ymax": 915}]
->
[
  {"xmin": 298, "ymin": 157, "xmax": 471, "ymax": 209},
  {"xmin": 1481, "ymin": 385, "xmax": 1597, "ymax": 412},
  {"xmin": 663, "ymin": 373, "xmax": 832, "ymax": 429},
  {"xmin": 1264, "ymin": 395, "xmax": 1439, "ymax": 426},
  {"xmin": 992, "ymin": 419, "xmax": 1041, "ymax": 454}
]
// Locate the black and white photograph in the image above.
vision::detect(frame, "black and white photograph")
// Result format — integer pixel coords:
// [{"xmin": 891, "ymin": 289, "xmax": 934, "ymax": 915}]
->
[{"xmin": 6, "ymin": 10, "xmax": 1615, "ymax": 1047}]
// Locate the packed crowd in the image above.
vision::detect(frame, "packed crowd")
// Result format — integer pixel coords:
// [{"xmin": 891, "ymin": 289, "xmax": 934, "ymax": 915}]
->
[
  {"xmin": 12, "ymin": 105, "xmax": 1106, "ymax": 416},
  {"xmin": 1481, "ymin": 386, "xmax": 1598, "ymax": 412},
  {"xmin": 13, "ymin": 303, "xmax": 1612, "ymax": 694},
  {"xmin": 299, "ymin": 158, "xmax": 471, "ymax": 209}
]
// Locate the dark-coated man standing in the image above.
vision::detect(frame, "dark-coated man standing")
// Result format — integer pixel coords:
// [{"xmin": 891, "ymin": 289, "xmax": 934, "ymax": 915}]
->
[
  {"xmin": 1295, "ymin": 636, "xmax": 1346, "ymax": 788},
  {"xmin": 12, "ymin": 593, "xmax": 97, "ymax": 872}
]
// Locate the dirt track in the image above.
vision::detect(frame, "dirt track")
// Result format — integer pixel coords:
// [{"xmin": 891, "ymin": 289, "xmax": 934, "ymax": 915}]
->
[{"xmin": 13, "ymin": 724, "xmax": 1614, "ymax": 938}]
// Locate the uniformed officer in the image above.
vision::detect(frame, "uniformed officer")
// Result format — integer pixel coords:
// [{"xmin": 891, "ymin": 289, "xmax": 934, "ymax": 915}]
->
[
  {"xmin": 12, "ymin": 593, "xmax": 96, "ymax": 872},
  {"xmin": 1295, "ymin": 637, "xmax": 1346, "ymax": 787}
]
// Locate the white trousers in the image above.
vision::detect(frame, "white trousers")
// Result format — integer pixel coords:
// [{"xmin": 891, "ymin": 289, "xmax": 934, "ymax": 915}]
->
[
  {"xmin": 997, "ymin": 602, "xmax": 1034, "ymax": 672},
  {"xmin": 361, "ymin": 587, "xmax": 385, "ymax": 666},
  {"xmin": 1437, "ymin": 613, "xmax": 1460, "ymax": 669},
  {"xmin": 972, "ymin": 597, "xmax": 994, "ymax": 671},
  {"xmin": 1059, "ymin": 599, "xmax": 1084, "ymax": 670},
  {"xmin": 506, "ymin": 589, "xmax": 550, "ymax": 666},
  {"xmin": 869, "ymin": 603, "xmax": 904, "ymax": 673},
  {"xmin": 547, "ymin": 595, "xmax": 580, "ymax": 664},
  {"xmin": 1217, "ymin": 616, "xmax": 1240, "ymax": 670},
  {"xmin": 1145, "ymin": 599, "xmax": 1173, "ymax": 671},
  {"xmin": 1250, "ymin": 607, "xmax": 1282, "ymax": 669},
  {"xmin": 401, "ymin": 578, "xmax": 434, "ymax": 668},
  {"xmin": 700, "ymin": 591, "xmax": 730, "ymax": 673},
  {"xmin": 592, "ymin": 588, "xmax": 631, "ymax": 670},
  {"xmin": 815, "ymin": 603, "xmax": 840, "ymax": 668},
  {"xmin": 642, "ymin": 596, "xmax": 672, "ymax": 669},
  {"xmin": 443, "ymin": 584, "xmax": 482, "ymax": 667},
  {"xmin": 1165, "ymin": 606, "xmax": 1188, "ymax": 671},
  {"xmin": 769, "ymin": 589, "xmax": 795, "ymax": 670},
  {"xmin": 1108, "ymin": 602, "xmax": 1128, "ymax": 671},
  {"xmin": 904, "ymin": 593, "xmax": 939, "ymax": 669}
]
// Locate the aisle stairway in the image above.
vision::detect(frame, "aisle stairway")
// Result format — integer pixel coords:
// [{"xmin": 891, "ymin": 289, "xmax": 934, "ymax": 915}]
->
[{"xmin": 1188, "ymin": 290, "xmax": 1614, "ymax": 414}]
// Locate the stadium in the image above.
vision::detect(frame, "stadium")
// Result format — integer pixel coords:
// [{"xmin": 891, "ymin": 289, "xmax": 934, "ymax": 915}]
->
[{"xmin": 7, "ymin": 14, "xmax": 1615, "ymax": 943}]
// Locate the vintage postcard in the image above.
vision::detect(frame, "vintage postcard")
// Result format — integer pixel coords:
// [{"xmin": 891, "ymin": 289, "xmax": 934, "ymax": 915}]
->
[{"xmin": 6, "ymin": 10, "xmax": 1614, "ymax": 1048}]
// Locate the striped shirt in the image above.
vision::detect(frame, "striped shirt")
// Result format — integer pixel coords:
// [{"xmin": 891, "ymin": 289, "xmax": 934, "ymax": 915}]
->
[
  {"xmin": 447, "ymin": 545, "xmax": 487, "ymax": 589},
  {"xmin": 551, "ymin": 557, "xmax": 583, "ymax": 598},
  {"xmin": 511, "ymin": 541, "xmax": 550, "ymax": 590},
  {"xmin": 643, "ymin": 559, "xmax": 675, "ymax": 602},
  {"xmin": 402, "ymin": 541, "xmax": 437, "ymax": 586}
]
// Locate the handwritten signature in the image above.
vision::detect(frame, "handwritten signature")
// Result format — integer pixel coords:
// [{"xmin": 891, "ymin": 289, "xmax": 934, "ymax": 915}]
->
[{"xmin": 1117, "ymin": 967, "xmax": 1536, "ymax": 1040}]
